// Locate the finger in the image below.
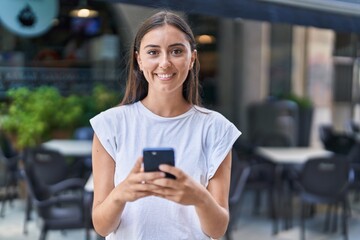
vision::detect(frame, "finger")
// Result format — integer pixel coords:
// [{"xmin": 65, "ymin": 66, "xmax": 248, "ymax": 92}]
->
[
  {"xmin": 130, "ymin": 157, "xmax": 143, "ymax": 174},
  {"xmin": 134, "ymin": 182, "xmax": 165, "ymax": 192},
  {"xmin": 144, "ymin": 171, "xmax": 166, "ymax": 181},
  {"xmin": 150, "ymin": 185, "xmax": 176, "ymax": 195},
  {"xmin": 136, "ymin": 171, "xmax": 165, "ymax": 185},
  {"xmin": 151, "ymin": 178, "xmax": 177, "ymax": 189},
  {"xmin": 159, "ymin": 164, "xmax": 183, "ymax": 180}
]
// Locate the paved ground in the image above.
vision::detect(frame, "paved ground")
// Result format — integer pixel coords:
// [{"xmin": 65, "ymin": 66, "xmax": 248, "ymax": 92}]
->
[
  {"xmin": 1, "ymin": 193, "xmax": 359, "ymax": 240},
  {"xmin": 227, "ymin": 193, "xmax": 360, "ymax": 240}
]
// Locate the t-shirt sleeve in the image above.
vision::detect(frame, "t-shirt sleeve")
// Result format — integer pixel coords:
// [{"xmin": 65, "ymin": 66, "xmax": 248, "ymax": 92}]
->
[
  {"xmin": 207, "ymin": 116, "xmax": 241, "ymax": 181},
  {"xmin": 89, "ymin": 111, "xmax": 117, "ymax": 161}
]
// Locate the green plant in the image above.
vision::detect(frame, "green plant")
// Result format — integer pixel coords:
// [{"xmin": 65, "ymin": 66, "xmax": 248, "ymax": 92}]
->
[
  {"xmin": 0, "ymin": 86, "xmax": 83, "ymax": 149},
  {"xmin": 78, "ymin": 84, "xmax": 121, "ymax": 126},
  {"xmin": 277, "ymin": 93, "xmax": 313, "ymax": 109},
  {"xmin": 0, "ymin": 84, "xmax": 122, "ymax": 149}
]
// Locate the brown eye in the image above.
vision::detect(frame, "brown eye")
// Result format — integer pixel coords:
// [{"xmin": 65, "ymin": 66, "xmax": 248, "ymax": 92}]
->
[
  {"xmin": 147, "ymin": 50, "xmax": 158, "ymax": 55},
  {"xmin": 171, "ymin": 49, "xmax": 183, "ymax": 56}
]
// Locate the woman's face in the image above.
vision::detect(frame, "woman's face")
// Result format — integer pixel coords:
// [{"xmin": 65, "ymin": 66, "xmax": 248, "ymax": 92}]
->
[{"xmin": 137, "ymin": 24, "xmax": 196, "ymax": 97}]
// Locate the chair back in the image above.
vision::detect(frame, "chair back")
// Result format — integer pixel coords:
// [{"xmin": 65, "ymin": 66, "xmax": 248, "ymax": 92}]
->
[
  {"xmin": 0, "ymin": 131, "xmax": 19, "ymax": 171},
  {"xmin": 22, "ymin": 147, "xmax": 92, "ymax": 239},
  {"xmin": 32, "ymin": 148, "xmax": 68, "ymax": 184},
  {"xmin": 73, "ymin": 127, "xmax": 94, "ymax": 140},
  {"xmin": 318, "ymin": 124, "xmax": 333, "ymax": 143},
  {"xmin": 0, "ymin": 131, "xmax": 17, "ymax": 159},
  {"xmin": 23, "ymin": 147, "xmax": 69, "ymax": 201},
  {"xmin": 347, "ymin": 142, "xmax": 360, "ymax": 164},
  {"xmin": 318, "ymin": 125, "xmax": 355, "ymax": 155},
  {"xmin": 0, "ymin": 132, "xmax": 20, "ymax": 188},
  {"xmin": 0, "ymin": 147, "xmax": 6, "ymax": 186},
  {"xmin": 345, "ymin": 120, "xmax": 360, "ymax": 135},
  {"xmin": 300, "ymin": 155, "xmax": 350, "ymax": 199}
]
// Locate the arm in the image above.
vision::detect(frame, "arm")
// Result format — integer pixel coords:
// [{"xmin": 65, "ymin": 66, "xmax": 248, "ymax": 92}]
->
[
  {"xmin": 195, "ymin": 151, "xmax": 231, "ymax": 238},
  {"xmin": 91, "ymin": 134, "xmax": 165, "ymax": 236},
  {"xmin": 91, "ymin": 134, "xmax": 123, "ymax": 236}
]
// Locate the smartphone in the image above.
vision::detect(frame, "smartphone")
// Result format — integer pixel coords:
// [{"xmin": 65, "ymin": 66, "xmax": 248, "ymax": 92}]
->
[{"xmin": 143, "ymin": 147, "xmax": 176, "ymax": 179}]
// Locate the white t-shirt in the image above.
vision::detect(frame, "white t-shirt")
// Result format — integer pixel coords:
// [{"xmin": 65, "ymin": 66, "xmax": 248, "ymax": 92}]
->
[{"xmin": 90, "ymin": 101, "xmax": 241, "ymax": 240}]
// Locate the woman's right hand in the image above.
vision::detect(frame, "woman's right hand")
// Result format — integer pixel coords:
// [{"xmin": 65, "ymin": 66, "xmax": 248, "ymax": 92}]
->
[
  {"xmin": 91, "ymin": 135, "xmax": 166, "ymax": 237},
  {"xmin": 114, "ymin": 157, "xmax": 166, "ymax": 203}
]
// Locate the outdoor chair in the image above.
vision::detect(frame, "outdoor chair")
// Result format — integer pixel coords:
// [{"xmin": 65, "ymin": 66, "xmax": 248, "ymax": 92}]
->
[
  {"xmin": 72, "ymin": 126, "xmax": 94, "ymax": 179},
  {"xmin": 243, "ymin": 132, "xmax": 288, "ymax": 219},
  {"xmin": 319, "ymin": 124, "xmax": 355, "ymax": 155},
  {"xmin": 0, "ymin": 131, "xmax": 21, "ymax": 217},
  {"xmin": 296, "ymin": 155, "xmax": 350, "ymax": 240},
  {"xmin": 346, "ymin": 142, "xmax": 360, "ymax": 202},
  {"xmin": 224, "ymin": 149, "xmax": 251, "ymax": 240},
  {"xmin": 22, "ymin": 147, "xmax": 93, "ymax": 240},
  {"xmin": 73, "ymin": 127, "xmax": 94, "ymax": 141},
  {"xmin": 345, "ymin": 120, "xmax": 360, "ymax": 136}
]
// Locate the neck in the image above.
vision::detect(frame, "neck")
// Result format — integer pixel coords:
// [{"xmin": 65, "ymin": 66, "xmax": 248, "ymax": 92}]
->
[{"xmin": 141, "ymin": 94, "xmax": 191, "ymax": 117}]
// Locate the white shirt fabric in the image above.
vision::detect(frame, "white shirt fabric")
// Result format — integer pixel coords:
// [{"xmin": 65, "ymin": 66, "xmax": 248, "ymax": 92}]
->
[{"xmin": 90, "ymin": 101, "xmax": 241, "ymax": 240}]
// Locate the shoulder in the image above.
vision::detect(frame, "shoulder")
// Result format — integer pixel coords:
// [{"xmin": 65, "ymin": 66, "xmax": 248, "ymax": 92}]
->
[
  {"xmin": 193, "ymin": 105, "xmax": 231, "ymax": 125},
  {"xmin": 193, "ymin": 105, "xmax": 241, "ymax": 138},
  {"xmin": 99, "ymin": 103, "xmax": 137, "ymax": 117},
  {"xmin": 90, "ymin": 103, "xmax": 138, "ymax": 125}
]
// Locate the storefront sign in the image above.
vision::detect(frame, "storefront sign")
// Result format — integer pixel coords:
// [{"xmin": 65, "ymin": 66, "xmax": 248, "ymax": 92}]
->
[{"xmin": 0, "ymin": 0, "xmax": 58, "ymax": 37}]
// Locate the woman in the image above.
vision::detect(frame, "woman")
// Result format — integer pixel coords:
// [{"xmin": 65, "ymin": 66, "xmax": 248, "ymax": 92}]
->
[{"xmin": 90, "ymin": 11, "xmax": 241, "ymax": 239}]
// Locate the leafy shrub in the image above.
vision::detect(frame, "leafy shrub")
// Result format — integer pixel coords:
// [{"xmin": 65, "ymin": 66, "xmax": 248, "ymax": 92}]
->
[
  {"xmin": 0, "ymin": 86, "xmax": 83, "ymax": 148},
  {"xmin": 0, "ymin": 84, "xmax": 121, "ymax": 149}
]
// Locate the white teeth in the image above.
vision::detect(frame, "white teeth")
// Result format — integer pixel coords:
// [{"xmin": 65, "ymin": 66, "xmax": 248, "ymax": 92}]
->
[{"xmin": 157, "ymin": 74, "xmax": 173, "ymax": 78}]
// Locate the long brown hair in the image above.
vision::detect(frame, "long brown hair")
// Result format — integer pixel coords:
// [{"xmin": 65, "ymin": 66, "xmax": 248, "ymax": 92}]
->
[{"xmin": 120, "ymin": 11, "xmax": 201, "ymax": 106}]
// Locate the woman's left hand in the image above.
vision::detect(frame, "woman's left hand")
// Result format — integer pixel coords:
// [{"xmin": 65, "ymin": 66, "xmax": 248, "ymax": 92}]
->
[{"xmin": 149, "ymin": 164, "xmax": 206, "ymax": 206}]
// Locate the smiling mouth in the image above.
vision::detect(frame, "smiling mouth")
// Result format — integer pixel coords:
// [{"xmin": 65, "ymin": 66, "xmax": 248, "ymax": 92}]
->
[{"xmin": 156, "ymin": 73, "xmax": 175, "ymax": 80}]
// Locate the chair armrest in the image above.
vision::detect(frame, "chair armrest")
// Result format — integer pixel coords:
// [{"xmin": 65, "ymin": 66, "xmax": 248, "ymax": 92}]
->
[
  {"xmin": 36, "ymin": 194, "xmax": 83, "ymax": 208},
  {"xmin": 49, "ymin": 178, "xmax": 86, "ymax": 194},
  {"xmin": 229, "ymin": 166, "xmax": 251, "ymax": 204}
]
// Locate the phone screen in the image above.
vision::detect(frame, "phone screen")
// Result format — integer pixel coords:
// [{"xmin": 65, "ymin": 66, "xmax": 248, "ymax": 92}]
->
[{"xmin": 143, "ymin": 147, "xmax": 175, "ymax": 179}]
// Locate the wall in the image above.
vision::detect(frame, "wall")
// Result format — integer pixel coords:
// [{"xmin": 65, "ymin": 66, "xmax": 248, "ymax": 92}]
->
[{"xmin": 306, "ymin": 28, "xmax": 334, "ymax": 146}]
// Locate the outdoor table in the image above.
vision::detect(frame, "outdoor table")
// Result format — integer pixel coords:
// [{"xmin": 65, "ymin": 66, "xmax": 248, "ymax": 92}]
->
[
  {"xmin": 42, "ymin": 139, "xmax": 93, "ymax": 188},
  {"xmin": 42, "ymin": 139, "xmax": 92, "ymax": 157},
  {"xmin": 85, "ymin": 174, "xmax": 93, "ymax": 192},
  {"xmin": 255, "ymin": 147, "xmax": 333, "ymax": 234}
]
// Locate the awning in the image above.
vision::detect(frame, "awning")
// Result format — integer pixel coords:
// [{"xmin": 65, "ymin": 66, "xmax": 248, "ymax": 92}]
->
[{"xmin": 107, "ymin": 0, "xmax": 360, "ymax": 33}]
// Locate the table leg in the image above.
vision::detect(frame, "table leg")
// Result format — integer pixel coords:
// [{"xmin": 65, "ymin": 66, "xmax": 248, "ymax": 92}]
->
[{"xmin": 272, "ymin": 164, "xmax": 283, "ymax": 235}]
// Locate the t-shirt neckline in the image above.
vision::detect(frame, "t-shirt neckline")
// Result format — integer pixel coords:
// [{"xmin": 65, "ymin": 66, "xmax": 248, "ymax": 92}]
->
[{"xmin": 137, "ymin": 101, "xmax": 195, "ymax": 120}]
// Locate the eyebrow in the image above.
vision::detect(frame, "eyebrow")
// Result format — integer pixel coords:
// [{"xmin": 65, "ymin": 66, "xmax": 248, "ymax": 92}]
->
[{"xmin": 144, "ymin": 43, "xmax": 186, "ymax": 49}]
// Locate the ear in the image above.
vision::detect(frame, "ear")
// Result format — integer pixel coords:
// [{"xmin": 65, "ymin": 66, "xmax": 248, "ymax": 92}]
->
[
  {"xmin": 136, "ymin": 51, "xmax": 142, "ymax": 71},
  {"xmin": 190, "ymin": 49, "xmax": 197, "ymax": 69}
]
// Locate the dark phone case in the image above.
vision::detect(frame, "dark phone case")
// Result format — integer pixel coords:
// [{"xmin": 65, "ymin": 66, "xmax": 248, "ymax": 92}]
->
[{"xmin": 143, "ymin": 148, "xmax": 176, "ymax": 179}]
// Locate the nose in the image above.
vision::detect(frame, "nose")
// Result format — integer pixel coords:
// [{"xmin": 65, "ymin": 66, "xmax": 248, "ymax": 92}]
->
[{"xmin": 159, "ymin": 54, "xmax": 171, "ymax": 69}]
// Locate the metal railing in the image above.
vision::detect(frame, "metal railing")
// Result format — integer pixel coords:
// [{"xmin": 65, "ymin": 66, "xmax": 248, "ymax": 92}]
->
[{"xmin": 0, "ymin": 66, "xmax": 125, "ymax": 95}]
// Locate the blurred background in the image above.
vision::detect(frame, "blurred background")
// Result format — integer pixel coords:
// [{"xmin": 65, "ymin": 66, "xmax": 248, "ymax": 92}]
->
[
  {"xmin": 1, "ymin": 0, "xmax": 360, "ymax": 240},
  {"xmin": 1, "ymin": 0, "xmax": 360, "ymax": 146}
]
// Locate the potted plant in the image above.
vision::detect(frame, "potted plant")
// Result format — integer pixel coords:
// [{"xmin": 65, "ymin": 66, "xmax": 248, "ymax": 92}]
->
[
  {"xmin": 78, "ymin": 84, "xmax": 121, "ymax": 127},
  {"xmin": 0, "ymin": 83, "xmax": 122, "ymax": 150},
  {"xmin": 278, "ymin": 93, "xmax": 314, "ymax": 146},
  {"xmin": 0, "ymin": 86, "xmax": 83, "ymax": 150}
]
